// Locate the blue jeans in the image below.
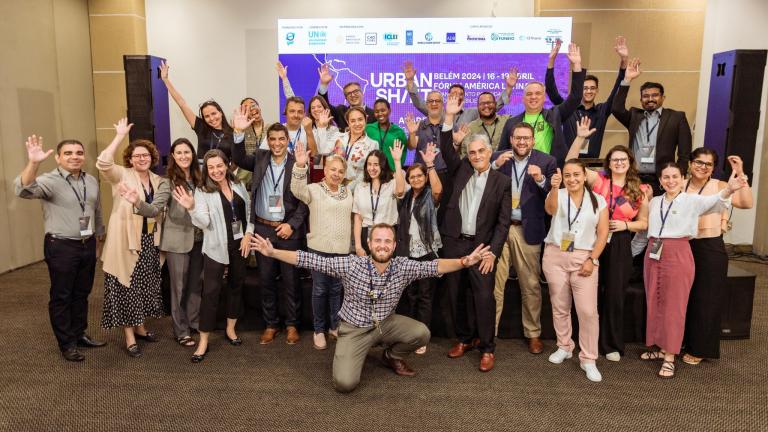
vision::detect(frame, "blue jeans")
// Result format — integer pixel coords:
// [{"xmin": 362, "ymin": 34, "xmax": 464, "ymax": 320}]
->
[{"xmin": 308, "ymin": 249, "xmax": 343, "ymax": 333}]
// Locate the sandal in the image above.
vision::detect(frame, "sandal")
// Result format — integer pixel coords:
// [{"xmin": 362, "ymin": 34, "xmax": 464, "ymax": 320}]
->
[
  {"xmin": 176, "ymin": 336, "xmax": 196, "ymax": 347},
  {"xmin": 640, "ymin": 350, "xmax": 664, "ymax": 361},
  {"xmin": 682, "ymin": 353, "xmax": 702, "ymax": 365},
  {"xmin": 658, "ymin": 360, "xmax": 676, "ymax": 379}
]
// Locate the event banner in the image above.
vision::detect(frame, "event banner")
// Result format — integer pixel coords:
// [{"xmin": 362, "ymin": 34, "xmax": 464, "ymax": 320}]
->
[{"xmin": 277, "ymin": 17, "xmax": 572, "ymax": 128}]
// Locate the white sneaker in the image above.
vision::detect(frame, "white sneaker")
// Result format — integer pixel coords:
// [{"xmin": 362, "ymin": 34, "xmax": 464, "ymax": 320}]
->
[
  {"xmin": 548, "ymin": 348, "xmax": 573, "ymax": 364},
  {"xmin": 581, "ymin": 362, "xmax": 603, "ymax": 382},
  {"xmin": 415, "ymin": 345, "xmax": 427, "ymax": 355},
  {"xmin": 606, "ymin": 351, "xmax": 621, "ymax": 362},
  {"xmin": 313, "ymin": 332, "xmax": 327, "ymax": 350}
]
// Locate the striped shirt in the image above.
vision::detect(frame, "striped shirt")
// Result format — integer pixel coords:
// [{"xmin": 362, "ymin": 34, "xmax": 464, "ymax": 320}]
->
[{"xmin": 296, "ymin": 251, "xmax": 440, "ymax": 328}]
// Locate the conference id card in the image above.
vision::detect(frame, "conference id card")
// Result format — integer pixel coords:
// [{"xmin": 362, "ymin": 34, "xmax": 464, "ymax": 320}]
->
[
  {"xmin": 146, "ymin": 217, "xmax": 156, "ymax": 234},
  {"xmin": 560, "ymin": 232, "xmax": 576, "ymax": 252},
  {"xmin": 268, "ymin": 195, "xmax": 283, "ymax": 213},
  {"xmin": 641, "ymin": 157, "xmax": 654, "ymax": 164},
  {"xmin": 511, "ymin": 191, "xmax": 521, "ymax": 209},
  {"xmin": 79, "ymin": 216, "xmax": 93, "ymax": 237},
  {"xmin": 606, "ymin": 232, "xmax": 612, "ymax": 244},
  {"xmin": 232, "ymin": 221, "xmax": 243, "ymax": 240},
  {"xmin": 579, "ymin": 138, "xmax": 589, "ymax": 155},
  {"xmin": 649, "ymin": 238, "xmax": 664, "ymax": 261}
]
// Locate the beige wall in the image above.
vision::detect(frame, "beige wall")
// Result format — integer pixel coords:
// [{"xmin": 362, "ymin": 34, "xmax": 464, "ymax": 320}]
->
[
  {"xmin": 536, "ymin": 0, "xmax": 707, "ymax": 156},
  {"xmin": 0, "ymin": 0, "xmax": 97, "ymax": 273}
]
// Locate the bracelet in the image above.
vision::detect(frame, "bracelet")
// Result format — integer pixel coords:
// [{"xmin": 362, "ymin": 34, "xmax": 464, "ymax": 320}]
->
[{"xmin": 426, "ymin": 166, "xmax": 435, "ymax": 172}]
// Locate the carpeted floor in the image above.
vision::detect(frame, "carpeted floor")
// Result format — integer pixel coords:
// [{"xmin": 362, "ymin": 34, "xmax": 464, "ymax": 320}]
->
[{"xmin": 0, "ymin": 260, "xmax": 766, "ymax": 432}]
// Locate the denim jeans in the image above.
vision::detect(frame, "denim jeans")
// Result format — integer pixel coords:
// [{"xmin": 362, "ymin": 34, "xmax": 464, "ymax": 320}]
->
[{"xmin": 308, "ymin": 248, "xmax": 344, "ymax": 333}]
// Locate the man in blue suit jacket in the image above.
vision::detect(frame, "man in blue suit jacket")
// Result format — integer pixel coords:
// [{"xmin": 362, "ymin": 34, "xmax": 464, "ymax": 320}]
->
[{"xmin": 491, "ymin": 122, "xmax": 557, "ymax": 355}]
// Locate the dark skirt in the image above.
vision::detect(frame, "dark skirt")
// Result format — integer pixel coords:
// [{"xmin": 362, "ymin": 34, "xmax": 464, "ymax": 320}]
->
[
  {"xmin": 101, "ymin": 234, "xmax": 164, "ymax": 329},
  {"xmin": 684, "ymin": 235, "xmax": 728, "ymax": 358},
  {"xmin": 598, "ymin": 230, "xmax": 633, "ymax": 355}
]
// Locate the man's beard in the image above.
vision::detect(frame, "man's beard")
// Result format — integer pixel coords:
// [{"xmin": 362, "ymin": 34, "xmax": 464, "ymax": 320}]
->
[{"xmin": 371, "ymin": 249, "xmax": 394, "ymax": 264}]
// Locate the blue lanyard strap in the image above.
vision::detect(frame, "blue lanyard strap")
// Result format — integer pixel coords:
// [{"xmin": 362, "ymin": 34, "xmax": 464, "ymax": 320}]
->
[
  {"xmin": 658, "ymin": 192, "xmax": 680, "ymax": 237},
  {"xmin": 58, "ymin": 169, "xmax": 86, "ymax": 213},
  {"xmin": 567, "ymin": 193, "xmax": 583, "ymax": 231},
  {"xmin": 510, "ymin": 157, "xmax": 529, "ymax": 189},
  {"xmin": 268, "ymin": 162, "xmax": 285, "ymax": 193}
]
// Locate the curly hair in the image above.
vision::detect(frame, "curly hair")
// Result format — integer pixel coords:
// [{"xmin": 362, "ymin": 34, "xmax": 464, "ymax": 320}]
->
[
  {"xmin": 603, "ymin": 145, "xmax": 643, "ymax": 204},
  {"xmin": 122, "ymin": 139, "xmax": 160, "ymax": 168}
]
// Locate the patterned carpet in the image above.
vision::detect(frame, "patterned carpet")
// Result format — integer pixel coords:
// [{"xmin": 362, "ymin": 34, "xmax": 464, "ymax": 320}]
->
[{"xmin": 0, "ymin": 260, "xmax": 766, "ymax": 432}]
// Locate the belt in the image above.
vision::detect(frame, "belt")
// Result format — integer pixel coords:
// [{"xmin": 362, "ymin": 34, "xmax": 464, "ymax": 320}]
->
[
  {"xmin": 46, "ymin": 233, "xmax": 93, "ymax": 244},
  {"xmin": 459, "ymin": 234, "xmax": 475, "ymax": 241},
  {"xmin": 255, "ymin": 216, "xmax": 282, "ymax": 227},
  {"xmin": 510, "ymin": 220, "xmax": 522, "ymax": 226}
]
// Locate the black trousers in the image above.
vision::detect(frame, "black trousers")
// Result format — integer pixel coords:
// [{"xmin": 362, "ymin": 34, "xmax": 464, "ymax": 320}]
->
[
  {"xmin": 43, "ymin": 235, "xmax": 97, "ymax": 351},
  {"xmin": 200, "ymin": 247, "xmax": 246, "ymax": 332},
  {"xmin": 598, "ymin": 230, "xmax": 633, "ymax": 355},
  {"xmin": 254, "ymin": 223, "xmax": 302, "ymax": 327},
  {"xmin": 684, "ymin": 236, "xmax": 728, "ymax": 358},
  {"xmin": 399, "ymin": 252, "xmax": 438, "ymax": 328},
  {"xmin": 442, "ymin": 236, "xmax": 496, "ymax": 353}
]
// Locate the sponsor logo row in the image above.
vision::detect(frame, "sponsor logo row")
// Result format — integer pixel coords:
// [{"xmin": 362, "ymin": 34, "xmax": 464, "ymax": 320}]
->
[{"xmin": 285, "ymin": 30, "xmax": 559, "ymax": 47}]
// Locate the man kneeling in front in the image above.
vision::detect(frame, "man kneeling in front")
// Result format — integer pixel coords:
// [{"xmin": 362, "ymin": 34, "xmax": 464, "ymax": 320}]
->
[{"xmin": 250, "ymin": 223, "xmax": 488, "ymax": 392}]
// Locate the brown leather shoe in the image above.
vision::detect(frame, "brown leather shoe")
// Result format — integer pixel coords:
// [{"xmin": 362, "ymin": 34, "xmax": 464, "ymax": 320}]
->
[
  {"xmin": 528, "ymin": 337, "xmax": 544, "ymax": 354},
  {"xmin": 285, "ymin": 326, "xmax": 300, "ymax": 344},
  {"xmin": 447, "ymin": 338, "xmax": 479, "ymax": 358},
  {"xmin": 382, "ymin": 350, "xmax": 416, "ymax": 377},
  {"xmin": 479, "ymin": 353, "xmax": 495, "ymax": 372},
  {"xmin": 259, "ymin": 327, "xmax": 280, "ymax": 345}
]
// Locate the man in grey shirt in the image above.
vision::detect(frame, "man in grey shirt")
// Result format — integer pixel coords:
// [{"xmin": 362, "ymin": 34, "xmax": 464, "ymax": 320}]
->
[{"xmin": 15, "ymin": 135, "xmax": 106, "ymax": 362}]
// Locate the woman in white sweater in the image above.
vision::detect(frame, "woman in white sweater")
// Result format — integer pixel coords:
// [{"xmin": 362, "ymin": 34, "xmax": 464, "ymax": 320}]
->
[
  {"xmin": 291, "ymin": 142, "xmax": 353, "ymax": 350},
  {"xmin": 173, "ymin": 149, "xmax": 254, "ymax": 362}
]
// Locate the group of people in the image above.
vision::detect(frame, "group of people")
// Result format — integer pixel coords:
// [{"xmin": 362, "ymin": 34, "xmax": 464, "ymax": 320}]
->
[{"xmin": 16, "ymin": 36, "xmax": 753, "ymax": 392}]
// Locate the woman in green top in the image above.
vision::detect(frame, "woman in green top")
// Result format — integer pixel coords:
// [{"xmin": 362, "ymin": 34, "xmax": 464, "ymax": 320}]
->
[{"xmin": 366, "ymin": 98, "xmax": 408, "ymax": 171}]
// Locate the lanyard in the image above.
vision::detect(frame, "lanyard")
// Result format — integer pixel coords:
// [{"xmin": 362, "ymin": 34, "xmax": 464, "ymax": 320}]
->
[
  {"xmin": 288, "ymin": 127, "xmax": 301, "ymax": 153},
  {"xmin": 567, "ymin": 192, "xmax": 583, "ymax": 231},
  {"xmin": 684, "ymin": 179, "xmax": 707, "ymax": 195},
  {"xmin": 658, "ymin": 192, "xmax": 680, "ymax": 237},
  {"xmin": 481, "ymin": 119, "xmax": 498, "ymax": 144},
  {"xmin": 57, "ymin": 169, "xmax": 86, "ymax": 213},
  {"xmin": 531, "ymin": 113, "xmax": 543, "ymax": 132},
  {"xmin": 510, "ymin": 157, "xmax": 529, "ymax": 189},
  {"xmin": 644, "ymin": 113, "xmax": 659, "ymax": 142},
  {"xmin": 268, "ymin": 162, "xmax": 285, "ymax": 194},
  {"xmin": 370, "ymin": 185, "xmax": 381, "ymax": 223},
  {"xmin": 226, "ymin": 188, "xmax": 239, "ymax": 222},
  {"xmin": 377, "ymin": 124, "xmax": 390, "ymax": 147},
  {"xmin": 142, "ymin": 180, "xmax": 154, "ymax": 204},
  {"xmin": 345, "ymin": 135, "xmax": 357, "ymax": 160},
  {"xmin": 608, "ymin": 179, "xmax": 618, "ymax": 219},
  {"xmin": 211, "ymin": 130, "xmax": 224, "ymax": 149},
  {"xmin": 367, "ymin": 260, "xmax": 392, "ymax": 328},
  {"xmin": 427, "ymin": 123, "xmax": 440, "ymax": 143}
]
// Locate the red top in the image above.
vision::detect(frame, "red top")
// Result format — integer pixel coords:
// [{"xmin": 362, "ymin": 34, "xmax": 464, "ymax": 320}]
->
[{"xmin": 591, "ymin": 172, "xmax": 646, "ymax": 221}]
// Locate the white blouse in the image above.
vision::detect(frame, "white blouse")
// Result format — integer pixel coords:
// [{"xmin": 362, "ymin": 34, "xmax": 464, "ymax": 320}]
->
[
  {"xmin": 352, "ymin": 179, "xmax": 401, "ymax": 227},
  {"xmin": 337, "ymin": 132, "xmax": 379, "ymax": 192},
  {"xmin": 544, "ymin": 191, "xmax": 607, "ymax": 251},
  {"xmin": 647, "ymin": 191, "xmax": 731, "ymax": 239}
]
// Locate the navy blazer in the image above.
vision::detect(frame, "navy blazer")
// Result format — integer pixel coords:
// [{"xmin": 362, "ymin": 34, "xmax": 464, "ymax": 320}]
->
[
  {"xmin": 491, "ymin": 149, "xmax": 556, "ymax": 245},
  {"xmin": 438, "ymin": 129, "xmax": 511, "ymax": 258},
  {"xmin": 231, "ymin": 142, "xmax": 308, "ymax": 239},
  {"xmin": 498, "ymin": 69, "xmax": 586, "ymax": 167}
]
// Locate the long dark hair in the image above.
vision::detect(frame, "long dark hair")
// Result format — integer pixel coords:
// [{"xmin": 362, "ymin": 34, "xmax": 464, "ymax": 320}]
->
[
  {"xmin": 308, "ymin": 95, "xmax": 334, "ymax": 127},
  {"xmin": 603, "ymin": 145, "xmax": 643, "ymax": 204},
  {"xmin": 363, "ymin": 150, "xmax": 393, "ymax": 184},
  {"xmin": 200, "ymin": 149, "xmax": 238, "ymax": 193},
  {"xmin": 199, "ymin": 100, "xmax": 233, "ymax": 134},
  {"xmin": 166, "ymin": 138, "xmax": 202, "ymax": 188},
  {"xmin": 564, "ymin": 158, "xmax": 598, "ymax": 213}
]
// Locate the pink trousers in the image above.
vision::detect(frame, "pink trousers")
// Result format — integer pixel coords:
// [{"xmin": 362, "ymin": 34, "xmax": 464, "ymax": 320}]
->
[{"xmin": 542, "ymin": 245, "xmax": 599, "ymax": 363}]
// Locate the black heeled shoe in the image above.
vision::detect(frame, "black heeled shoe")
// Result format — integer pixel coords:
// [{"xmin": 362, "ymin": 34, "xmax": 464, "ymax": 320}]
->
[
  {"xmin": 227, "ymin": 335, "xmax": 242, "ymax": 346},
  {"xmin": 191, "ymin": 347, "xmax": 209, "ymax": 363},
  {"xmin": 135, "ymin": 331, "xmax": 159, "ymax": 343},
  {"xmin": 126, "ymin": 343, "xmax": 142, "ymax": 358}
]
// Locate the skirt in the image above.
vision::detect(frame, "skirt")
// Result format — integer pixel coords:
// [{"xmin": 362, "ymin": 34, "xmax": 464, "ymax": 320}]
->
[
  {"xmin": 101, "ymin": 233, "xmax": 164, "ymax": 328},
  {"xmin": 684, "ymin": 235, "xmax": 728, "ymax": 358},
  {"xmin": 643, "ymin": 237, "xmax": 694, "ymax": 355}
]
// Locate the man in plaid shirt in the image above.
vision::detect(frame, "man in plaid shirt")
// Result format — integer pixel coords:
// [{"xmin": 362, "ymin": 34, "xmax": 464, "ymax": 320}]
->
[{"xmin": 250, "ymin": 223, "xmax": 489, "ymax": 392}]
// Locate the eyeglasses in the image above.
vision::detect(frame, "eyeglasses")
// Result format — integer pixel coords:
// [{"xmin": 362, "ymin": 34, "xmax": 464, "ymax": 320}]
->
[
  {"xmin": 132, "ymin": 153, "xmax": 152, "ymax": 160},
  {"xmin": 344, "ymin": 88, "xmax": 362, "ymax": 97},
  {"xmin": 408, "ymin": 174, "xmax": 425, "ymax": 180},
  {"xmin": 610, "ymin": 157, "xmax": 629, "ymax": 164},
  {"xmin": 426, "ymin": 99, "xmax": 442, "ymax": 104},
  {"xmin": 583, "ymin": 86, "xmax": 598, "ymax": 91},
  {"xmin": 692, "ymin": 159, "xmax": 714, "ymax": 168},
  {"xmin": 512, "ymin": 136, "xmax": 532, "ymax": 142}
]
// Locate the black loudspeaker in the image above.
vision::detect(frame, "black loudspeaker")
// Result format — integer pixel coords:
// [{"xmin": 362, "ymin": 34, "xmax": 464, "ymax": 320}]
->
[
  {"xmin": 720, "ymin": 264, "xmax": 757, "ymax": 339},
  {"xmin": 123, "ymin": 55, "xmax": 171, "ymax": 173},
  {"xmin": 703, "ymin": 49, "xmax": 766, "ymax": 182}
]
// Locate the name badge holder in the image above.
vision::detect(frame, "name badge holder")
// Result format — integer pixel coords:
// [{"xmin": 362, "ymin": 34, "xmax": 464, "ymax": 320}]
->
[
  {"xmin": 579, "ymin": 138, "xmax": 590, "ymax": 155},
  {"xmin": 512, "ymin": 191, "xmax": 521, "ymax": 209},
  {"xmin": 267, "ymin": 163, "xmax": 285, "ymax": 214},
  {"xmin": 510, "ymin": 158, "xmax": 528, "ymax": 210},
  {"xmin": 232, "ymin": 221, "xmax": 244, "ymax": 240},
  {"xmin": 146, "ymin": 218, "xmax": 157, "ymax": 234},
  {"xmin": 79, "ymin": 216, "xmax": 93, "ymax": 237}
]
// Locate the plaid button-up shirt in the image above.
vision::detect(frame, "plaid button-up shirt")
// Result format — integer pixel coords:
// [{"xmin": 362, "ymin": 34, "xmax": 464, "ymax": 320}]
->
[{"xmin": 296, "ymin": 251, "xmax": 440, "ymax": 328}]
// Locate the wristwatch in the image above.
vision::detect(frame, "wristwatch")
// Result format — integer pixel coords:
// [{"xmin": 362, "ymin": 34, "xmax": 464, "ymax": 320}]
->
[{"xmin": 590, "ymin": 258, "xmax": 600, "ymax": 266}]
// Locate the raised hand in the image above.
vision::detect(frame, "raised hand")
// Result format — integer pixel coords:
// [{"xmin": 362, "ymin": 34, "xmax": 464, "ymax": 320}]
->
[
  {"xmin": 614, "ymin": 36, "xmax": 629, "ymax": 60},
  {"xmin": 505, "ymin": 66, "xmax": 519, "ymax": 89},
  {"xmin": 551, "ymin": 168, "xmax": 562, "ymax": 189},
  {"xmin": 25, "ymin": 135, "xmax": 53, "ymax": 163},
  {"xmin": 465, "ymin": 244, "xmax": 491, "ymax": 267},
  {"xmin": 276, "ymin": 61, "xmax": 288, "ymax": 80},
  {"xmin": 318, "ymin": 63, "xmax": 333, "ymax": 86},
  {"xmin": 403, "ymin": 61, "xmax": 416, "ymax": 81},
  {"xmin": 445, "ymin": 95, "xmax": 461, "ymax": 116},
  {"xmin": 159, "ymin": 60, "xmax": 169, "ymax": 81},
  {"xmin": 576, "ymin": 116, "xmax": 597, "ymax": 138},
  {"xmin": 726, "ymin": 170, "xmax": 748, "ymax": 194},
  {"xmin": 232, "ymin": 105, "xmax": 254, "ymax": 131},
  {"xmin": 117, "ymin": 182, "xmax": 140, "ymax": 205},
  {"xmin": 567, "ymin": 42, "xmax": 581, "ymax": 66},
  {"xmin": 528, "ymin": 164, "xmax": 544, "ymax": 183},
  {"xmin": 316, "ymin": 108, "xmax": 331, "ymax": 128},
  {"xmin": 294, "ymin": 141, "xmax": 310, "ymax": 168},
  {"xmin": 405, "ymin": 112, "xmax": 420, "ymax": 135},
  {"xmin": 495, "ymin": 151, "xmax": 514, "ymax": 168},
  {"xmin": 419, "ymin": 142, "xmax": 438, "ymax": 166},
  {"xmin": 392, "ymin": 139, "xmax": 404, "ymax": 164},
  {"xmin": 548, "ymin": 39, "xmax": 562, "ymax": 67},
  {"xmin": 452, "ymin": 123, "xmax": 469, "ymax": 144},
  {"xmin": 249, "ymin": 233, "xmax": 275, "ymax": 257},
  {"xmin": 114, "ymin": 117, "xmax": 133, "ymax": 136},
  {"xmin": 727, "ymin": 155, "xmax": 744, "ymax": 175},
  {"xmin": 301, "ymin": 116, "xmax": 313, "ymax": 129},
  {"xmin": 172, "ymin": 185, "xmax": 195, "ymax": 210},
  {"xmin": 625, "ymin": 58, "xmax": 642, "ymax": 81}
]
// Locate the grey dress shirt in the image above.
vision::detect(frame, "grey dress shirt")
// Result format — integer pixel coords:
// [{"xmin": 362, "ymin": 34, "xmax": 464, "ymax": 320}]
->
[
  {"xmin": 634, "ymin": 107, "xmax": 662, "ymax": 174},
  {"xmin": 459, "ymin": 168, "xmax": 490, "ymax": 235}
]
